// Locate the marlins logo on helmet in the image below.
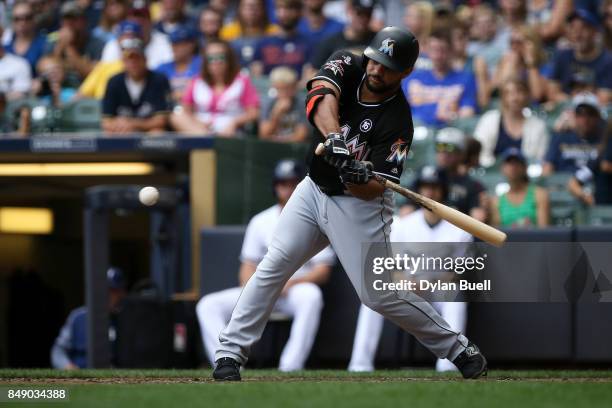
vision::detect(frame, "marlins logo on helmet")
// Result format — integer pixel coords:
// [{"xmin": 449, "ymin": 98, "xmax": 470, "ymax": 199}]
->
[{"xmin": 379, "ymin": 38, "xmax": 395, "ymax": 57}]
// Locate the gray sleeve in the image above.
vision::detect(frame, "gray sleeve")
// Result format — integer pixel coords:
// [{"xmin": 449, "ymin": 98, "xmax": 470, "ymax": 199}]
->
[{"xmin": 50, "ymin": 316, "xmax": 74, "ymax": 369}]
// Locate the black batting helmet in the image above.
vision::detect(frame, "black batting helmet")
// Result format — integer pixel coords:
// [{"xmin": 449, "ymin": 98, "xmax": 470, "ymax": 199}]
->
[
  {"xmin": 273, "ymin": 159, "xmax": 304, "ymax": 184},
  {"xmin": 363, "ymin": 26, "xmax": 419, "ymax": 72}
]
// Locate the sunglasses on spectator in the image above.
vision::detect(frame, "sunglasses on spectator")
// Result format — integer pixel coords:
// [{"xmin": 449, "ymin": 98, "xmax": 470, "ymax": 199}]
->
[
  {"xmin": 206, "ymin": 53, "xmax": 226, "ymax": 63},
  {"xmin": 436, "ymin": 143, "xmax": 460, "ymax": 153},
  {"xmin": 13, "ymin": 14, "xmax": 34, "ymax": 22}
]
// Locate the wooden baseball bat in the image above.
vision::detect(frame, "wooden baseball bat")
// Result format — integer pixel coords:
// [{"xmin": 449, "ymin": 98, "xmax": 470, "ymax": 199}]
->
[{"xmin": 315, "ymin": 142, "xmax": 507, "ymax": 247}]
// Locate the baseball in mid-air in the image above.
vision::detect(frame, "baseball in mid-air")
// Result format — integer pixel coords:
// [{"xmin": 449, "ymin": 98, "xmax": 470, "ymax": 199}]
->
[{"xmin": 139, "ymin": 186, "xmax": 159, "ymax": 206}]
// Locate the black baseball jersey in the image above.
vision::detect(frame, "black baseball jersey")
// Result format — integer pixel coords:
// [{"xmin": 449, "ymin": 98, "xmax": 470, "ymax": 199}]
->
[{"xmin": 306, "ymin": 50, "xmax": 413, "ymax": 194}]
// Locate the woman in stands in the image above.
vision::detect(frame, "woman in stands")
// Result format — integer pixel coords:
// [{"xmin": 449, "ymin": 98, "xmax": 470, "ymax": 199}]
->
[
  {"xmin": 474, "ymin": 79, "xmax": 549, "ymax": 168},
  {"xmin": 170, "ymin": 40, "xmax": 260, "ymax": 137},
  {"xmin": 93, "ymin": 0, "xmax": 129, "ymax": 44},
  {"xmin": 490, "ymin": 147, "xmax": 550, "ymax": 228}
]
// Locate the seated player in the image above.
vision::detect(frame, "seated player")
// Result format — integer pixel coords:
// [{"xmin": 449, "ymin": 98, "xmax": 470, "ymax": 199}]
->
[
  {"xmin": 51, "ymin": 267, "xmax": 126, "ymax": 369},
  {"xmin": 196, "ymin": 159, "xmax": 335, "ymax": 371},
  {"xmin": 348, "ymin": 166, "xmax": 472, "ymax": 372},
  {"xmin": 101, "ymin": 37, "xmax": 171, "ymax": 134},
  {"xmin": 258, "ymin": 66, "xmax": 309, "ymax": 142}
]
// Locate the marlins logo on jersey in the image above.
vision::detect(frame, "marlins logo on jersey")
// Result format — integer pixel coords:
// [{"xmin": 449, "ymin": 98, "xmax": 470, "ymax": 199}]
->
[{"xmin": 386, "ymin": 138, "xmax": 409, "ymax": 163}]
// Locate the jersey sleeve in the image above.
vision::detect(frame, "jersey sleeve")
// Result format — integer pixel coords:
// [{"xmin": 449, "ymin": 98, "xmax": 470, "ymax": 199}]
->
[
  {"xmin": 367, "ymin": 116, "xmax": 413, "ymax": 182},
  {"xmin": 151, "ymin": 74, "xmax": 172, "ymax": 114},
  {"xmin": 458, "ymin": 72, "xmax": 478, "ymax": 111},
  {"xmin": 101, "ymin": 76, "xmax": 120, "ymax": 117},
  {"xmin": 306, "ymin": 50, "xmax": 359, "ymax": 94}
]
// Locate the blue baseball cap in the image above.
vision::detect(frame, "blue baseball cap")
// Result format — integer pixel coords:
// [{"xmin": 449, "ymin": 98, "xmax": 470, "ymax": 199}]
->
[
  {"xmin": 107, "ymin": 267, "xmax": 126, "ymax": 289},
  {"xmin": 117, "ymin": 20, "xmax": 143, "ymax": 37},
  {"xmin": 169, "ymin": 26, "xmax": 198, "ymax": 43},
  {"xmin": 567, "ymin": 8, "xmax": 600, "ymax": 28},
  {"xmin": 501, "ymin": 147, "xmax": 526, "ymax": 164}
]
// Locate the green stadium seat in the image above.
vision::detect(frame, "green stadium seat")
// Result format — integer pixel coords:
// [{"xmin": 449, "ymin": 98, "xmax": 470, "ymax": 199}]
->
[
  {"xmin": 58, "ymin": 98, "xmax": 101, "ymax": 132},
  {"xmin": 448, "ymin": 116, "xmax": 480, "ymax": 136},
  {"xmin": 585, "ymin": 206, "xmax": 612, "ymax": 226}
]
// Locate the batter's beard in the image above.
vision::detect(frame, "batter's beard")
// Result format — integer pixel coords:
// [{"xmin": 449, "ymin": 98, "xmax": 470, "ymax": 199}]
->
[{"xmin": 365, "ymin": 76, "xmax": 395, "ymax": 94}]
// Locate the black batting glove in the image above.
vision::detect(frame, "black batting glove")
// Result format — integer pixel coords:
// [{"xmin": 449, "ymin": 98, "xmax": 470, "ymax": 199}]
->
[
  {"xmin": 339, "ymin": 160, "xmax": 373, "ymax": 185},
  {"xmin": 323, "ymin": 132, "xmax": 351, "ymax": 168}
]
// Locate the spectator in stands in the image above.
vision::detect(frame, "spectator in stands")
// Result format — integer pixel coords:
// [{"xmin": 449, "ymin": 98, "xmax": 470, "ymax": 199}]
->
[
  {"xmin": 259, "ymin": 66, "xmax": 308, "ymax": 142},
  {"xmin": 544, "ymin": 92, "xmax": 605, "ymax": 175},
  {"xmin": 28, "ymin": 0, "xmax": 61, "ymax": 34},
  {"xmin": 222, "ymin": 0, "xmax": 277, "ymax": 67},
  {"xmin": 196, "ymin": 159, "xmax": 335, "ymax": 372},
  {"xmin": 101, "ymin": 0, "xmax": 173, "ymax": 69},
  {"xmin": 492, "ymin": 25, "xmax": 547, "ymax": 102},
  {"xmin": 402, "ymin": 29, "xmax": 478, "ymax": 127},
  {"xmin": 605, "ymin": 0, "xmax": 612, "ymax": 52},
  {"xmin": 102, "ymin": 37, "xmax": 171, "ymax": 134},
  {"xmin": 46, "ymin": 1, "xmax": 106, "ymax": 86},
  {"xmin": 220, "ymin": 0, "xmax": 277, "ymax": 41},
  {"xmin": 491, "ymin": 147, "xmax": 550, "ymax": 227},
  {"xmin": 51, "ymin": 267, "xmax": 126, "ymax": 369},
  {"xmin": 403, "ymin": 1, "xmax": 433, "ymax": 48},
  {"xmin": 0, "ymin": 25, "xmax": 32, "ymax": 100},
  {"xmin": 170, "ymin": 39, "xmax": 259, "ymax": 136},
  {"xmin": 474, "ymin": 79, "xmax": 550, "ymax": 168},
  {"xmin": 527, "ymin": 0, "xmax": 573, "ymax": 43},
  {"xmin": 33, "ymin": 55, "xmax": 77, "ymax": 106},
  {"xmin": 498, "ymin": 0, "xmax": 528, "ymax": 41},
  {"xmin": 568, "ymin": 127, "xmax": 612, "ymax": 205},
  {"xmin": 156, "ymin": 26, "xmax": 201, "ymax": 103},
  {"xmin": 77, "ymin": 21, "xmax": 143, "ymax": 100},
  {"xmin": 198, "ymin": 6, "xmax": 223, "ymax": 48},
  {"xmin": 308, "ymin": 0, "xmax": 376, "ymax": 72},
  {"xmin": 251, "ymin": 0, "xmax": 310, "ymax": 76},
  {"xmin": 436, "ymin": 127, "xmax": 488, "ymax": 222},
  {"xmin": 298, "ymin": 0, "xmax": 343, "ymax": 45},
  {"xmin": 2, "ymin": 1, "xmax": 47, "ymax": 73},
  {"xmin": 467, "ymin": 4, "xmax": 508, "ymax": 76},
  {"xmin": 450, "ymin": 21, "xmax": 489, "ymax": 109},
  {"xmin": 93, "ymin": 0, "xmax": 129, "ymax": 44},
  {"xmin": 547, "ymin": 9, "xmax": 612, "ymax": 104},
  {"xmin": 154, "ymin": 0, "xmax": 197, "ymax": 36}
]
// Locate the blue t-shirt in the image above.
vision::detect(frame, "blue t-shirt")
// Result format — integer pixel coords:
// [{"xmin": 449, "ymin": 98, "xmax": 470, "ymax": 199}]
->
[
  {"xmin": 231, "ymin": 37, "xmax": 264, "ymax": 67},
  {"xmin": 4, "ymin": 33, "xmax": 47, "ymax": 75},
  {"xmin": 544, "ymin": 131, "xmax": 601, "ymax": 172},
  {"xmin": 102, "ymin": 71, "xmax": 171, "ymax": 118},
  {"xmin": 155, "ymin": 55, "xmax": 201, "ymax": 97},
  {"xmin": 253, "ymin": 33, "xmax": 312, "ymax": 75},
  {"xmin": 548, "ymin": 48, "xmax": 612, "ymax": 94},
  {"xmin": 297, "ymin": 17, "xmax": 344, "ymax": 45},
  {"xmin": 401, "ymin": 69, "xmax": 478, "ymax": 127}
]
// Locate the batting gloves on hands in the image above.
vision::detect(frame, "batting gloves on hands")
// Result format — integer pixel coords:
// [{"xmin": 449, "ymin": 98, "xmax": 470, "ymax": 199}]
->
[
  {"xmin": 323, "ymin": 132, "xmax": 351, "ymax": 168},
  {"xmin": 339, "ymin": 160, "xmax": 373, "ymax": 185}
]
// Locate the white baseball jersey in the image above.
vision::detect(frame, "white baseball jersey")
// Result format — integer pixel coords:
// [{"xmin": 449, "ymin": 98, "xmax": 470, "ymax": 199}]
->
[
  {"xmin": 241, "ymin": 204, "xmax": 336, "ymax": 279},
  {"xmin": 390, "ymin": 209, "xmax": 473, "ymax": 243}
]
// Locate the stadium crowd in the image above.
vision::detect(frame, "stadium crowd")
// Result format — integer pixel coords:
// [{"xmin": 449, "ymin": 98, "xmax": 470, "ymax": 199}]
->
[{"xmin": 0, "ymin": 0, "xmax": 610, "ymax": 224}]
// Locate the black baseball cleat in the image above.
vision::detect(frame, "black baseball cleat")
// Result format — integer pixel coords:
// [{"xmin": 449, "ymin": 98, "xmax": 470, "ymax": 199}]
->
[
  {"xmin": 212, "ymin": 357, "xmax": 241, "ymax": 381},
  {"xmin": 452, "ymin": 342, "xmax": 488, "ymax": 379}
]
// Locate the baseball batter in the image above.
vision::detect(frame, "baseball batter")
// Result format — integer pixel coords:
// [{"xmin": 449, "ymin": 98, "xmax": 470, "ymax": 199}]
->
[
  {"xmin": 213, "ymin": 26, "xmax": 487, "ymax": 381},
  {"xmin": 349, "ymin": 166, "xmax": 472, "ymax": 372}
]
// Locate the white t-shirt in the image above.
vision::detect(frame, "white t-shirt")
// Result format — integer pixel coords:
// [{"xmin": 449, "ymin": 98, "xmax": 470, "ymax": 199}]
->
[
  {"xmin": 101, "ymin": 31, "xmax": 173, "ymax": 69},
  {"xmin": 391, "ymin": 210, "xmax": 473, "ymax": 243},
  {"xmin": 0, "ymin": 51, "xmax": 32, "ymax": 94},
  {"xmin": 241, "ymin": 204, "xmax": 336, "ymax": 279}
]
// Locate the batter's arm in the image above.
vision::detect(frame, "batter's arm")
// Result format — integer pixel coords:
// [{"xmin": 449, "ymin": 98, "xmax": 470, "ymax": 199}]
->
[
  {"xmin": 345, "ymin": 181, "xmax": 385, "ymax": 201},
  {"xmin": 309, "ymin": 79, "xmax": 341, "ymax": 137}
]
